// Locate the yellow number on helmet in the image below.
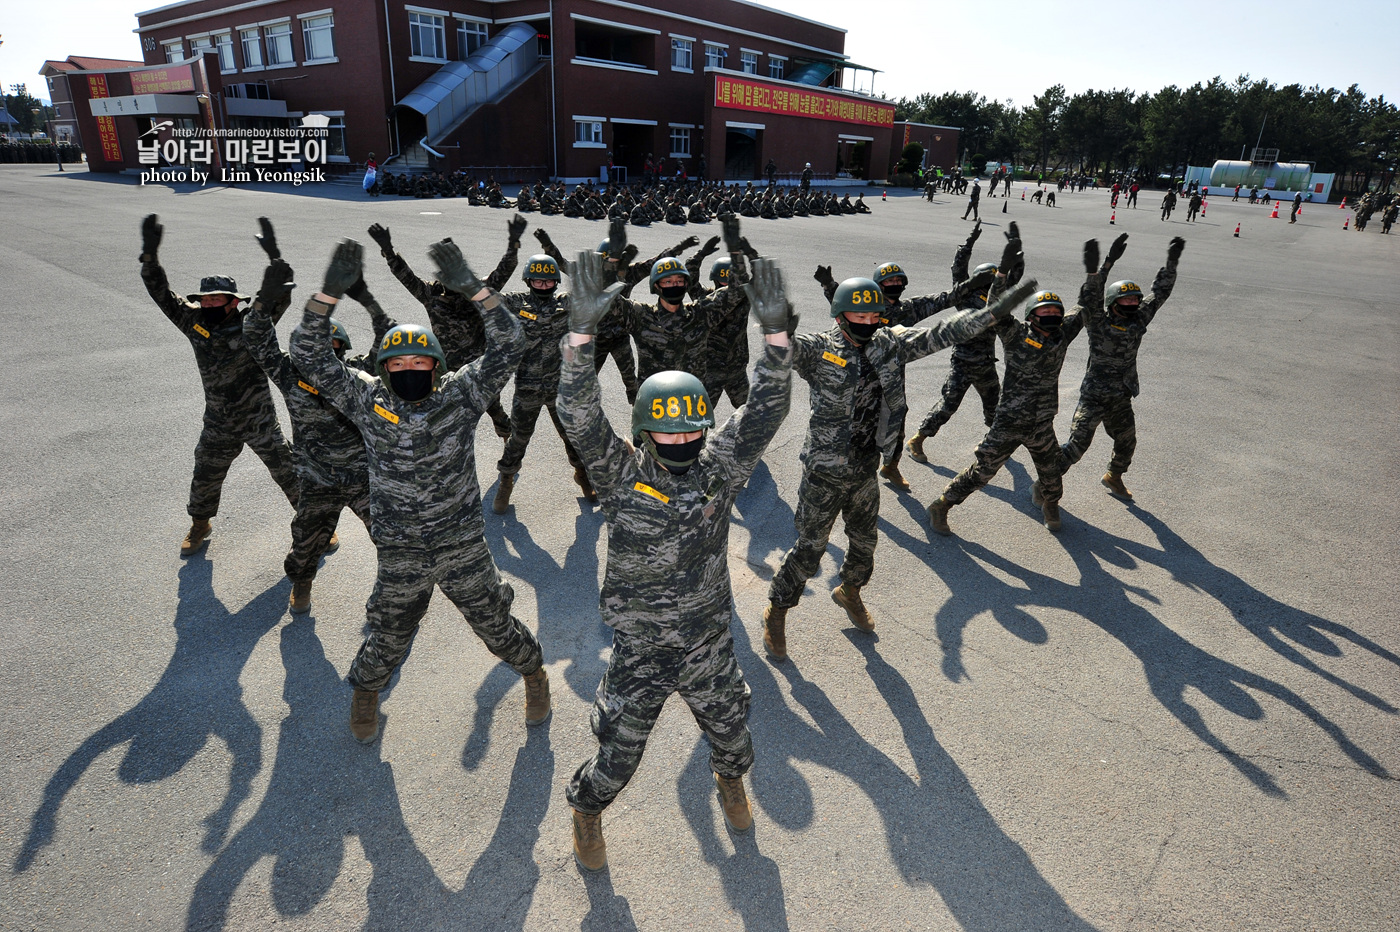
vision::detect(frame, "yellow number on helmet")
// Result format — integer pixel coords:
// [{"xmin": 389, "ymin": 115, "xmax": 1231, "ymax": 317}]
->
[
  {"xmin": 390, "ymin": 332, "xmax": 402, "ymax": 345},
  {"xmin": 667, "ymin": 396, "xmax": 680, "ymax": 417},
  {"xmin": 697, "ymin": 395, "xmax": 707, "ymax": 416},
  {"xmin": 652, "ymin": 399, "xmax": 665, "ymax": 419}
]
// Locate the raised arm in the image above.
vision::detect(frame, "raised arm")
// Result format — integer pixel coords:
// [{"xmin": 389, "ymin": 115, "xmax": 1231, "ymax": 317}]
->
[
  {"xmin": 1142, "ymin": 237, "xmax": 1184, "ymax": 324},
  {"xmin": 951, "ymin": 219, "xmax": 981, "ymax": 284},
  {"xmin": 483, "ymin": 213, "xmax": 527, "ymax": 290},
  {"xmin": 242, "ymin": 258, "xmax": 299, "ymax": 393},
  {"xmin": 428, "ymin": 239, "xmax": 526, "ymax": 408},
  {"xmin": 289, "ymin": 241, "xmax": 373, "ymax": 419},
  {"xmin": 137, "ymin": 214, "xmax": 195, "ymax": 330},
  {"xmin": 368, "ymin": 222, "xmax": 439, "ymax": 306},
  {"xmin": 881, "ymin": 279, "xmax": 1039, "ymax": 364},
  {"xmin": 532, "ymin": 227, "xmax": 567, "ymax": 269}
]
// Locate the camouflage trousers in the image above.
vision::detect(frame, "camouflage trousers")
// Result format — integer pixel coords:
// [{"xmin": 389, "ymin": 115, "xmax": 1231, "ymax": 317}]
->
[
  {"xmin": 704, "ymin": 363, "xmax": 750, "ymax": 410},
  {"xmin": 917, "ymin": 363, "xmax": 1000, "ymax": 437},
  {"xmin": 284, "ymin": 475, "xmax": 371, "ymax": 583},
  {"xmin": 1061, "ymin": 393, "xmax": 1137, "ymax": 475},
  {"xmin": 769, "ymin": 462, "xmax": 880, "ymax": 608},
  {"xmin": 942, "ymin": 417, "xmax": 1065, "ymax": 505},
  {"xmin": 594, "ymin": 333, "xmax": 641, "ymax": 404},
  {"xmin": 566, "ymin": 627, "xmax": 752, "ymax": 814},
  {"xmin": 189, "ymin": 417, "xmax": 298, "ymax": 519},
  {"xmin": 486, "ymin": 394, "xmax": 512, "ymax": 438},
  {"xmin": 497, "ymin": 392, "xmax": 584, "ymax": 476},
  {"xmin": 348, "ymin": 536, "xmax": 543, "ymax": 692}
]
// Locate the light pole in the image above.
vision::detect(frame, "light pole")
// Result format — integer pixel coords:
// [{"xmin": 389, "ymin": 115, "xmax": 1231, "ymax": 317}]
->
[{"xmin": 33, "ymin": 107, "xmax": 63, "ymax": 172}]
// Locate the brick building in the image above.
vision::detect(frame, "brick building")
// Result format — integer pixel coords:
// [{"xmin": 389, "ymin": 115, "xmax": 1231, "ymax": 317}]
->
[
  {"xmin": 64, "ymin": 0, "xmax": 926, "ymax": 182},
  {"xmin": 38, "ymin": 56, "xmax": 146, "ymax": 147}
]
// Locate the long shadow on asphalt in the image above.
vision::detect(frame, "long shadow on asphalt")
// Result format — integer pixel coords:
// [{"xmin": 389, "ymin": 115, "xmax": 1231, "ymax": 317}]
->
[
  {"xmin": 878, "ymin": 468, "xmax": 1392, "ymax": 799},
  {"xmin": 13, "ymin": 557, "xmax": 284, "ymax": 873},
  {"xmin": 185, "ymin": 613, "xmax": 554, "ymax": 931},
  {"xmin": 733, "ymin": 459, "xmax": 796, "ymax": 583}
]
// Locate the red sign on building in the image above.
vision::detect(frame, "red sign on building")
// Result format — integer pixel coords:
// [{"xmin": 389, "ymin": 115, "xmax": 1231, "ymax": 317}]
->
[
  {"xmin": 714, "ymin": 75, "xmax": 895, "ymax": 129},
  {"xmin": 86, "ymin": 74, "xmax": 122, "ymax": 162},
  {"xmin": 129, "ymin": 65, "xmax": 195, "ymax": 95}
]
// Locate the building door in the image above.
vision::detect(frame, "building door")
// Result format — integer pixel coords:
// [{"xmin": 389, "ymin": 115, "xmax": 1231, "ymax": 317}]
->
[
  {"xmin": 725, "ymin": 127, "xmax": 757, "ymax": 180},
  {"xmin": 611, "ymin": 123, "xmax": 653, "ymax": 180}
]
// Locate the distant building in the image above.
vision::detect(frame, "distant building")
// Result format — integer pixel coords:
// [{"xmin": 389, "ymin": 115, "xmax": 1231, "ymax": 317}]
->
[{"xmin": 39, "ymin": 56, "xmax": 147, "ymax": 146}]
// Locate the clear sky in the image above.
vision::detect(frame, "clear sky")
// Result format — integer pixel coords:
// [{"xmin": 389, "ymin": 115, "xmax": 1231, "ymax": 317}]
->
[{"xmin": 3, "ymin": 0, "xmax": 1395, "ymax": 106}]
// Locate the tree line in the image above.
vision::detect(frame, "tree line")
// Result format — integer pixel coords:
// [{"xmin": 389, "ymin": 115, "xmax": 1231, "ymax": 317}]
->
[{"xmin": 894, "ymin": 77, "xmax": 1399, "ymax": 193}]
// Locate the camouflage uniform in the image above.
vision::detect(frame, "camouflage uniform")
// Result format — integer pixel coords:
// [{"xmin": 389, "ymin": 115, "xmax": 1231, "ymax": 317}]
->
[
  {"xmin": 244, "ymin": 286, "xmax": 395, "ymax": 584},
  {"xmin": 938, "ymin": 276, "xmax": 1095, "ymax": 508},
  {"xmin": 557, "ymin": 338, "xmax": 792, "ymax": 814},
  {"xmin": 1061, "ymin": 259, "xmax": 1177, "ymax": 476},
  {"xmin": 496, "ymin": 289, "xmax": 584, "ymax": 476},
  {"xmin": 140, "ymin": 255, "xmax": 298, "ymax": 519},
  {"xmin": 687, "ymin": 251, "xmax": 752, "ymax": 408},
  {"xmin": 375, "ymin": 241, "xmax": 517, "ymax": 436},
  {"xmin": 288, "ymin": 290, "xmax": 542, "ymax": 692},
  {"xmin": 769, "ymin": 307, "xmax": 996, "ymax": 608},
  {"xmin": 611, "ymin": 265, "xmax": 750, "ymax": 387}
]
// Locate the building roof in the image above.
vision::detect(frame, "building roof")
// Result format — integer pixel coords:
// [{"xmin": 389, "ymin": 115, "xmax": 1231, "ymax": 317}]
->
[{"xmin": 40, "ymin": 56, "xmax": 145, "ymax": 77}]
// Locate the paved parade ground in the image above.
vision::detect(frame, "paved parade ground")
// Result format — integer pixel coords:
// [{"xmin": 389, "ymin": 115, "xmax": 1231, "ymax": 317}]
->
[{"xmin": 1, "ymin": 165, "xmax": 1397, "ymax": 931}]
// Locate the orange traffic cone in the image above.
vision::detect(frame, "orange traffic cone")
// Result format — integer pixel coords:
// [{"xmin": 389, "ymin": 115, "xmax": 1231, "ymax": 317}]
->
[
  {"xmin": 1339, "ymin": 196, "xmax": 1347, "ymax": 209},
  {"xmin": 1270, "ymin": 202, "xmax": 1279, "ymax": 218},
  {"xmin": 1109, "ymin": 209, "xmax": 1116, "ymax": 225},
  {"xmin": 1233, "ymin": 222, "xmax": 1240, "ymax": 237},
  {"xmin": 882, "ymin": 189, "xmax": 887, "ymax": 201},
  {"xmin": 1202, "ymin": 200, "xmax": 1208, "ymax": 216},
  {"xmin": 1343, "ymin": 215, "xmax": 1350, "ymax": 230},
  {"xmin": 1021, "ymin": 187, "xmax": 1026, "ymax": 200}
]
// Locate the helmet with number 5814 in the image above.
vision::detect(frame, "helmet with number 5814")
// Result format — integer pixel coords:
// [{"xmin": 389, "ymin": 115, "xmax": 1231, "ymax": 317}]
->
[{"xmin": 376, "ymin": 324, "xmax": 446, "ymax": 384}]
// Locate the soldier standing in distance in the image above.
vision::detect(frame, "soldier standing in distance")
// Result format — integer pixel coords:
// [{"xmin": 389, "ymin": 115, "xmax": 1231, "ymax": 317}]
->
[
  {"xmin": 1061, "ymin": 235, "xmax": 1185, "ymax": 500},
  {"xmin": 800, "ymin": 162, "xmax": 813, "ymax": 191},
  {"xmin": 557, "ymin": 250, "xmax": 793, "ymax": 873},
  {"xmin": 761, "ymin": 274, "xmax": 1034, "ymax": 659},
  {"xmin": 138, "ymin": 214, "xmax": 299, "ymax": 556},
  {"xmin": 962, "ymin": 178, "xmax": 981, "ymax": 220},
  {"xmin": 289, "ymin": 239, "xmax": 548, "ymax": 744}
]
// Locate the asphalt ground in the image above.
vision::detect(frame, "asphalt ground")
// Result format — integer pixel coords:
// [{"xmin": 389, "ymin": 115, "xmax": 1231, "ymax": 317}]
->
[{"xmin": 0, "ymin": 165, "xmax": 1396, "ymax": 932}]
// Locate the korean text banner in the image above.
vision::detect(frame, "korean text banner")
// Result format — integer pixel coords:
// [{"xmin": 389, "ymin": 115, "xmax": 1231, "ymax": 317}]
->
[
  {"xmin": 713, "ymin": 75, "xmax": 895, "ymax": 129},
  {"xmin": 129, "ymin": 66, "xmax": 195, "ymax": 96}
]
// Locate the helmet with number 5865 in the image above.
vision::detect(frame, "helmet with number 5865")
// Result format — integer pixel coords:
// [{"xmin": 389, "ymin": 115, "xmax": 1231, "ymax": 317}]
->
[{"xmin": 631, "ymin": 370, "xmax": 715, "ymax": 439}]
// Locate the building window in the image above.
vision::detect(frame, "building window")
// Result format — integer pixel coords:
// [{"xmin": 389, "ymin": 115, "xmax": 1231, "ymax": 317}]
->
[
  {"xmin": 189, "ymin": 35, "xmax": 215, "ymax": 60},
  {"xmin": 302, "ymin": 14, "xmax": 335, "ymax": 62},
  {"xmin": 214, "ymin": 32, "xmax": 236, "ymax": 72},
  {"xmin": 574, "ymin": 120, "xmax": 603, "ymax": 146},
  {"xmin": 458, "ymin": 20, "xmax": 488, "ymax": 57},
  {"xmin": 669, "ymin": 127, "xmax": 691, "ymax": 157},
  {"xmin": 740, "ymin": 50, "xmax": 758, "ymax": 74},
  {"xmin": 324, "ymin": 115, "xmax": 347, "ymax": 160},
  {"xmin": 265, "ymin": 22, "xmax": 295, "ymax": 66},
  {"xmin": 768, "ymin": 57, "xmax": 784, "ymax": 79},
  {"xmin": 704, "ymin": 43, "xmax": 725, "ymax": 69},
  {"xmin": 241, "ymin": 29, "xmax": 264, "ymax": 69},
  {"xmin": 409, "ymin": 11, "xmax": 447, "ymax": 60},
  {"xmin": 162, "ymin": 40, "xmax": 184, "ymax": 62},
  {"xmin": 670, "ymin": 37, "xmax": 692, "ymax": 71}
]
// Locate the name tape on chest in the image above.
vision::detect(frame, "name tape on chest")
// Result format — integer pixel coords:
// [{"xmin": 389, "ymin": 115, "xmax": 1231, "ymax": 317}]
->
[
  {"xmin": 192, "ymin": 324, "xmax": 211, "ymax": 339},
  {"xmin": 1024, "ymin": 337, "xmax": 1043, "ymax": 349},
  {"xmin": 374, "ymin": 404, "xmax": 400, "ymax": 424},
  {"xmin": 519, "ymin": 309, "xmax": 538, "ymax": 321},
  {"xmin": 297, "ymin": 380, "xmax": 320, "ymax": 396},
  {"xmin": 633, "ymin": 482, "xmax": 669, "ymax": 504},
  {"xmin": 821, "ymin": 351, "xmax": 848, "ymax": 368}
]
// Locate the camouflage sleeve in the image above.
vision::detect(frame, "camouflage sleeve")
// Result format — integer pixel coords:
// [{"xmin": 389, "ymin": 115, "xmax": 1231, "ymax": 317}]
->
[
  {"xmin": 883, "ymin": 306, "xmax": 996, "ymax": 363},
  {"xmin": 951, "ymin": 240, "xmax": 972, "ymax": 285},
  {"xmin": 555, "ymin": 337, "xmax": 631, "ymax": 499},
  {"xmin": 705, "ymin": 342, "xmax": 792, "ymax": 497},
  {"xmin": 1062, "ymin": 308, "xmax": 1086, "ymax": 342},
  {"xmin": 1142, "ymin": 262, "xmax": 1177, "ymax": 325},
  {"xmin": 728, "ymin": 251, "xmax": 751, "ymax": 286},
  {"xmin": 484, "ymin": 243, "xmax": 520, "ymax": 291},
  {"xmin": 288, "ymin": 299, "xmax": 374, "ymax": 423},
  {"xmin": 624, "ymin": 255, "xmax": 657, "ymax": 288},
  {"xmin": 139, "ymin": 257, "xmax": 196, "ymax": 332},
  {"xmin": 790, "ymin": 332, "xmax": 823, "ymax": 382},
  {"xmin": 661, "ymin": 238, "xmax": 690, "ymax": 258},
  {"xmin": 241, "ymin": 306, "xmax": 297, "ymax": 394},
  {"xmin": 539, "ymin": 238, "xmax": 566, "ymax": 270},
  {"xmin": 614, "ymin": 296, "xmax": 645, "ymax": 335},
  {"xmin": 382, "ymin": 250, "xmax": 438, "ymax": 308},
  {"xmin": 1076, "ymin": 271, "xmax": 1105, "ymax": 317},
  {"xmin": 696, "ymin": 277, "xmax": 749, "ymax": 319},
  {"xmin": 901, "ymin": 289, "xmax": 958, "ymax": 324},
  {"xmin": 446, "ymin": 288, "xmax": 525, "ymax": 411}
]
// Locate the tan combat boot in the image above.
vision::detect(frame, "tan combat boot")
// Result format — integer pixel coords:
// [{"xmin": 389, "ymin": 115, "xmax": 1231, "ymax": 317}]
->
[
  {"xmin": 1030, "ymin": 481, "xmax": 1061, "ymax": 531},
  {"xmin": 762, "ymin": 604, "xmax": 788, "ymax": 661},
  {"xmin": 880, "ymin": 462, "xmax": 911, "ymax": 492},
  {"xmin": 493, "ymin": 472, "xmax": 515, "ymax": 514},
  {"xmin": 181, "ymin": 518, "xmax": 213, "ymax": 556},
  {"xmin": 290, "ymin": 580, "xmax": 312, "ymax": 614},
  {"xmin": 1102, "ymin": 471, "xmax": 1132, "ymax": 499},
  {"xmin": 927, "ymin": 496, "xmax": 954, "ymax": 536},
  {"xmin": 832, "ymin": 584, "xmax": 875, "ymax": 632},
  {"xmin": 906, "ymin": 432, "xmax": 928, "ymax": 462},
  {"xmin": 571, "ymin": 808, "xmax": 607, "ymax": 871},
  {"xmin": 714, "ymin": 773, "xmax": 753, "ymax": 832},
  {"xmin": 323, "ymin": 532, "xmax": 340, "ymax": 555},
  {"xmin": 350, "ymin": 688, "xmax": 380, "ymax": 744},
  {"xmin": 574, "ymin": 467, "xmax": 598, "ymax": 503},
  {"xmin": 523, "ymin": 667, "xmax": 551, "ymax": 726}
]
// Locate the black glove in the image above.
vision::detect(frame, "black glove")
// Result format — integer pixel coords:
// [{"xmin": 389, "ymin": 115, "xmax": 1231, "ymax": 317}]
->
[
  {"xmin": 533, "ymin": 228, "xmax": 555, "ymax": 250},
  {"xmin": 367, "ymin": 223, "xmax": 393, "ymax": 254},
  {"xmin": 141, "ymin": 214, "xmax": 162, "ymax": 257},
  {"xmin": 345, "ymin": 275, "xmax": 368, "ymax": 302},
  {"xmin": 739, "ymin": 236, "xmax": 760, "ymax": 261},
  {"xmin": 619, "ymin": 244, "xmax": 638, "ymax": 267},
  {"xmin": 1167, "ymin": 236, "xmax": 1186, "ymax": 266},
  {"xmin": 720, "ymin": 212, "xmax": 743, "ymax": 254},
  {"xmin": 322, "ymin": 240, "xmax": 363, "ymax": 300},
  {"xmin": 256, "ymin": 217, "xmax": 281, "ymax": 260},
  {"xmin": 967, "ymin": 218, "xmax": 983, "ymax": 245},
  {"xmin": 744, "ymin": 258, "xmax": 791, "ymax": 335},
  {"xmin": 814, "ymin": 265, "xmax": 835, "ymax": 288},
  {"xmin": 428, "ymin": 239, "xmax": 483, "ymax": 295},
  {"xmin": 260, "ymin": 258, "xmax": 295, "ymax": 304},
  {"xmin": 606, "ymin": 217, "xmax": 627, "ymax": 261},
  {"xmin": 999, "ymin": 235, "xmax": 1022, "ymax": 276},
  {"xmin": 986, "ymin": 278, "xmax": 1038, "ymax": 322},
  {"xmin": 1004, "ymin": 220, "xmax": 1020, "ymax": 242},
  {"xmin": 1083, "ymin": 239, "xmax": 1100, "ymax": 274},
  {"xmin": 698, "ymin": 236, "xmax": 721, "ymax": 259},
  {"xmin": 568, "ymin": 250, "xmax": 626, "ymax": 335},
  {"xmin": 507, "ymin": 213, "xmax": 527, "ymax": 246},
  {"xmin": 1107, "ymin": 232, "xmax": 1129, "ymax": 264}
]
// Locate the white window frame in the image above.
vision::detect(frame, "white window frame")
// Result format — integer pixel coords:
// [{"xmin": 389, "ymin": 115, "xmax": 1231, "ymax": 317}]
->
[
  {"xmin": 209, "ymin": 31, "xmax": 236, "ymax": 72},
  {"xmin": 739, "ymin": 49, "xmax": 759, "ymax": 74},
  {"xmin": 408, "ymin": 10, "xmax": 448, "ymax": 62},
  {"xmin": 703, "ymin": 42, "xmax": 726, "ymax": 69},
  {"xmin": 314, "ymin": 111, "xmax": 349, "ymax": 162},
  {"xmin": 669, "ymin": 126, "xmax": 691, "ymax": 158},
  {"xmin": 300, "ymin": 12, "xmax": 336, "ymax": 64},
  {"xmin": 188, "ymin": 33, "xmax": 215, "ymax": 61},
  {"xmin": 574, "ymin": 118, "xmax": 605, "ymax": 147},
  {"xmin": 456, "ymin": 17, "xmax": 488, "ymax": 58},
  {"xmin": 768, "ymin": 54, "xmax": 786, "ymax": 79},
  {"xmin": 239, "ymin": 27, "xmax": 264, "ymax": 71},
  {"xmin": 669, "ymin": 36, "xmax": 693, "ymax": 72},
  {"xmin": 162, "ymin": 39, "xmax": 185, "ymax": 63},
  {"xmin": 262, "ymin": 19, "xmax": 295, "ymax": 68}
]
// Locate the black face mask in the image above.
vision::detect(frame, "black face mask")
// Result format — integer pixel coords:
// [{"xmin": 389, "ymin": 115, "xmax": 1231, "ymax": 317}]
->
[
  {"xmin": 659, "ymin": 285, "xmax": 688, "ymax": 303},
  {"xmin": 881, "ymin": 284, "xmax": 906, "ymax": 301},
  {"xmin": 841, "ymin": 318, "xmax": 880, "ymax": 344},
  {"xmin": 1112, "ymin": 302, "xmax": 1138, "ymax": 320},
  {"xmin": 529, "ymin": 284, "xmax": 558, "ymax": 299},
  {"xmin": 388, "ymin": 369, "xmax": 434, "ymax": 402},
  {"xmin": 652, "ymin": 435, "xmax": 704, "ymax": 474},
  {"xmin": 333, "ymin": 344, "xmax": 348, "ymax": 361},
  {"xmin": 200, "ymin": 304, "xmax": 233, "ymax": 329}
]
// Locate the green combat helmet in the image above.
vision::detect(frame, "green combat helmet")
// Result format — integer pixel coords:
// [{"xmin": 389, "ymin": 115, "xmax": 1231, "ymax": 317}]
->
[
  {"xmin": 873, "ymin": 261, "xmax": 908, "ymax": 285},
  {"xmin": 521, "ymin": 254, "xmax": 562, "ymax": 283},
  {"xmin": 1025, "ymin": 290, "xmax": 1064, "ymax": 321},
  {"xmin": 649, "ymin": 256, "xmax": 691, "ymax": 293},
  {"xmin": 829, "ymin": 277, "xmax": 884, "ymax": 317},
  {"xmin": 328, "ymin": 317, "xmax": 352, "ymax": 351},
  {"xmin": 1105, "ymin": 279, "xmax": 1143, "ymax": 310},
  {"xmin": 631, "ymin": 370, "xmax": 715, "ymax": 439},
  {"xmin": 969, "ymin": 262, "xmax": 999, "ymax": 306},
  {"xmin": 710, "ymin": 257, "xmax": 733, "ymax": 286},
  {"xmin": 377, "ymin": 323, "xmax": 446, "ymax": 396}
]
